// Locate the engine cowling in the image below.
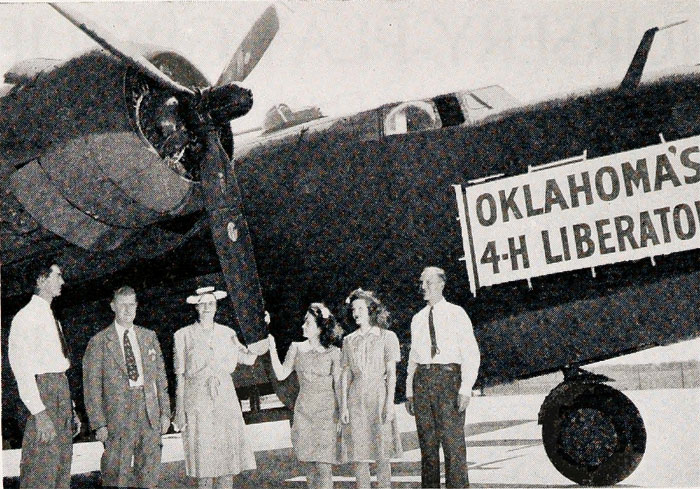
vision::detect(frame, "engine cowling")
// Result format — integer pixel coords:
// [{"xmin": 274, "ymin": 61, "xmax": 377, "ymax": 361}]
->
[{"xmin": 4, "ymin": 50, "xmax": 231, "ymax": 251}]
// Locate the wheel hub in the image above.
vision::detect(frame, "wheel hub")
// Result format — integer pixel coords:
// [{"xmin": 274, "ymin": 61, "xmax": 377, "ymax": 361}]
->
[{"xmin": 559, "ymin": 407, "xmax": 618, "ymax": 467}]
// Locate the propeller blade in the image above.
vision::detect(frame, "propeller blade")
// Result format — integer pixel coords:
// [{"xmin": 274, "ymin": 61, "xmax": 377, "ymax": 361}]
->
[
  {"xmin": 200, "ymin": 130, "xmax": 267, "ymax": 343},
  {"xmin": 216, "ymin": 5, "xmax": 280, "ymax": 85},
  {"xmin": 49, "ymin": 3, "xmax": 194, "ymax": 96}
]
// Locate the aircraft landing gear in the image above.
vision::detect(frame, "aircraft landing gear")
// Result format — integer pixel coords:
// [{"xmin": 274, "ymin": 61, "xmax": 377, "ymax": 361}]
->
[{"xmin": 538, "ymin": 375, "xmax": 646, "ymax": 486}]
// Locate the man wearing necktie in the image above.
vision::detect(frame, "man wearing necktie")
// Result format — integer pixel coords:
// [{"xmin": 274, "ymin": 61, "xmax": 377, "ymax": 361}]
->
[
  {"xmin": 405, "ymin": 267, "xmax": 481, "ymax": 488},
  {"xmin": 9, "ymin": 261, "xmax": 77, "ymax": 489},
  {"xmin": 82, "ymin": 286, "xmax": 170, "ymax": 489}
]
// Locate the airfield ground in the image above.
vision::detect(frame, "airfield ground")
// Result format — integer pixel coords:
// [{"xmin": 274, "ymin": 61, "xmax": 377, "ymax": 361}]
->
[{"xmin": 3, "ymin": 388, "xmax": 698, "ymax": 488}]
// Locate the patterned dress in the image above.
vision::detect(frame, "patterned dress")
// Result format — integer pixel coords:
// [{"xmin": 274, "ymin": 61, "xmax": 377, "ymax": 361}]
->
[
  {"xmin": 291, "ymin": 343, "xmax": 341, "ymax": 463},
  {"xmin": 174, "ymin": 323, "xmax": 257, "ymax": 478},
  {"xmin": 340, "ymin": 327, "xmax": 403, "ymax": 462}
]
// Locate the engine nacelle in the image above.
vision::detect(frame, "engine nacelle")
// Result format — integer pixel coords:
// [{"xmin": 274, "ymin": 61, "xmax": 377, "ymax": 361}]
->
[{"xmin": 1, "ymin": 50, "xmax": 228, "ymax": 251}]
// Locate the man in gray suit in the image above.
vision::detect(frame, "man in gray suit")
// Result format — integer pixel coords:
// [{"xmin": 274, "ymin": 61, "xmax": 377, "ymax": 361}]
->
[{"xmin": 83, "ymin": 286, "xmax": 170, "ymax": 489}]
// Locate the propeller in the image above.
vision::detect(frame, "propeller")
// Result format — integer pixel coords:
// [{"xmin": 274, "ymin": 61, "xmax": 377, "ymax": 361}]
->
[
  {"xmin": 50, "ymin": 3, "xmax": 279, "ymax": 342},
  {"xmin": 49, "ymin": 3, "xmax": 195, "ymax": 96},
  {"xmin": 216, "ymin": 5, "xmax": 280, "ymax": 85},
  {"xmin": 200, "ymin": 131, "xmax": 266, "ymax": 341}
]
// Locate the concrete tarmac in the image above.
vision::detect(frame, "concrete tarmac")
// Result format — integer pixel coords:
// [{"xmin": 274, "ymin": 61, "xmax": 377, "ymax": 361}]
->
[{"xmin": 3, "ymin": 388, "xmax": 698, "ymax": 488}]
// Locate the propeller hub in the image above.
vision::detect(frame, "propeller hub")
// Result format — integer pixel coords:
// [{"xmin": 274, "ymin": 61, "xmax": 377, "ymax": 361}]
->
[{"xmin": 200, "ymin": 83, "xmax": 253, "ymax": 127}]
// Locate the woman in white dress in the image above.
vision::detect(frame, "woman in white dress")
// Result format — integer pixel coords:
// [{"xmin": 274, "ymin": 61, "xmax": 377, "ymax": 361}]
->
[{"xmin": 174, "ymin": 286, "xmax": 258, "ymax": 489}]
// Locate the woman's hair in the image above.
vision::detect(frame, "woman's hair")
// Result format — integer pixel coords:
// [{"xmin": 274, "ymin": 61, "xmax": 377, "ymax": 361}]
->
[
  {"xmin": 307, "ymin": 302, "xmax": 343, "ymax": 348},
  {"xmin": 345, "ymin": 288, "xmax": 390, "ymax": 329}
]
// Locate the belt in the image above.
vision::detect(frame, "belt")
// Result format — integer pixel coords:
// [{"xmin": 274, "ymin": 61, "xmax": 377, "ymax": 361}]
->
[{"xmin": 417, "ymin": 363, "xmax": 460, "ymax": 372}]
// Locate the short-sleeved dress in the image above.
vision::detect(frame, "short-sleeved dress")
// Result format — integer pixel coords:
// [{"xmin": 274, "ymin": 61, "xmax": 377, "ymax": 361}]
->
[
  {"xmin": 291, "ymin": 343, "xmax": 341, "ymax": 464},
  {"xmin": 340, "ymin": 327, "xmax": 403, "ymax": 462},
  {"xmin": 174, "ymin": 323, "xmax": 257, "ymax": 478}
]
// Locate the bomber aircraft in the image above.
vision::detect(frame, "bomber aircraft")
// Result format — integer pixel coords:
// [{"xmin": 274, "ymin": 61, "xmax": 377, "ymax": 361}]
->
[{"xmin": 1, "ymin": 2, "xmax": 699, "ymax": 486}]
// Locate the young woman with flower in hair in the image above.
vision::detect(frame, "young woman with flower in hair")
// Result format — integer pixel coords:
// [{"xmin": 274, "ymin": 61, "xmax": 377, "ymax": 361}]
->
[
  {"xmin": 340, "ymin": 289, "xmax": 403, "ymax": 488},
  {"xmin": 268, "ymin": 303, "xmax": 343, "ymax": 489}
]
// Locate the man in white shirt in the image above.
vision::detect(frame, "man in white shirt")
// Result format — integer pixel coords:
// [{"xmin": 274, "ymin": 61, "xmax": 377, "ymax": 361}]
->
[
  {"xmin": 8, "ymin": 262, "xmax": 74, "ymax": 489},
  {"xmin": 82, "ymin": 286, "xmax": 170, "ymax": 489},
  {"xmin": 405, "ymin": 266, "xmax": 481, "ymax": 488}
]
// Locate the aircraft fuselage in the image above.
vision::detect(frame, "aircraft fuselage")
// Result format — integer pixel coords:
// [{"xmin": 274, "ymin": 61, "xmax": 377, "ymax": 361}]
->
[{"xmin": 233, "ymin": 74, "xmax": 700, "ymax": 388}]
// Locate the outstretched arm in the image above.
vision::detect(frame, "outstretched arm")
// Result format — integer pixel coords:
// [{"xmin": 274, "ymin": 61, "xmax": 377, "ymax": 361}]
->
[
  {"xmin": 268, "ymin": 335, "xmax": 297, "ymax": 380},
  {"xmin": 237, "ymin": 346, "xmax": 258, "ymax": 366},
  {"xmin": 231, "ymin": 332, "xmax": 258, "ymax": 366}
]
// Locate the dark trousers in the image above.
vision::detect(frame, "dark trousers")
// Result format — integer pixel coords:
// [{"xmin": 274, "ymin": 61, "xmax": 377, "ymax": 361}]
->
[
  {"xmin": 20, "ymin": 372, "xmax": 73, "ymax": 489},
  {"xmin": 413, "ymin": 365, "xmax": 468, "ymax": 488},
  {"xmin": 101, "ymin": 387, "xmax": 161, "ymax": 489}
]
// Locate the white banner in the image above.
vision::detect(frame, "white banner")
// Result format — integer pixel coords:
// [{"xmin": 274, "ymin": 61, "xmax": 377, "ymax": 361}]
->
[{"xmin": 454, "ymin": 135, "xmax": 700, "ymax": 295}]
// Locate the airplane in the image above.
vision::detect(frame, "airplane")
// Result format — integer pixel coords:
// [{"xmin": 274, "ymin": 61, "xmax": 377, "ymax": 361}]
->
[{"xmin": 1, "ymin": 3, "xmax": 699, "ymax": 486}]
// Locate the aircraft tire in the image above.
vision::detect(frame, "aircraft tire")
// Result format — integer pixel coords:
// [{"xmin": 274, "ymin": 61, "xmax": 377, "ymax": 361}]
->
[{"xmin": 539, "ymin": 381, "xmax": 646, "ymax": 486}]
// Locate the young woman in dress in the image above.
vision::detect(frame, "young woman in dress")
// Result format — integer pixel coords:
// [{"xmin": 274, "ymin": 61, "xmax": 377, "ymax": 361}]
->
[
  {"xmin": 174, "ymin": 286, "xmax": 258, "ymax": 489},
  {"xmin": 340, "ymin": 289, "xmax": 402, "ymax": 488},
  {"xmin": 268, "ymin": 303, "xmax": 343, "ymax": 489}
]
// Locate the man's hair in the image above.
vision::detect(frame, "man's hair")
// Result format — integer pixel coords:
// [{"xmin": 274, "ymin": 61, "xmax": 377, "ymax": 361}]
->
[
  {"xmin": 112, "ymin": 285, "xmax": 137, "ymax": 302},
  {"xmin": 421, "ymin": 266, "xmax": 446, "ymax": 283},
  {"xmin": 30, "ymin": 259, "xmax": 58, "ymax": 294}
]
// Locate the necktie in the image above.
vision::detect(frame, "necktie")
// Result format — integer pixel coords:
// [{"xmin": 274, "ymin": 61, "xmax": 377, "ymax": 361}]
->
[
  {"xmin": 55, "ymin": 319, "xmax": 70, "ymax": 362},
  {"xmin": 123, "ymin": 330, "xmax": 140, "ymax": 382},
  {"xmin": 429, "ymin": 306, "xmax": 439, "ymax": 358}
]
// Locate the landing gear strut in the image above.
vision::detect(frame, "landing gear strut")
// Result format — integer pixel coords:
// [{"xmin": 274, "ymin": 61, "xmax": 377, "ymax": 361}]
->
[{"xmin": 538, "ymin": 376, "xmax": 646, "ymax": 486}]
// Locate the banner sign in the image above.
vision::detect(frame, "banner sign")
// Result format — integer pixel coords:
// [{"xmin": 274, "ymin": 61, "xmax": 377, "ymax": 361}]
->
[{"xmin": 454, "ymin": 135, "xmax": 700, "ymax": 296}]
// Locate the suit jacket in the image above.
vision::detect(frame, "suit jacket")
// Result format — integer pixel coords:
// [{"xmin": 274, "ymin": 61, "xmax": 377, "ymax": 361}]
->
[{"xmin": 83, "ymin": 323, "xmax": 170, "ymax": 432}]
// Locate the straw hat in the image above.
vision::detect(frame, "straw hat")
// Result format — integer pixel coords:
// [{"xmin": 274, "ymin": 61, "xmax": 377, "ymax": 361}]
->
[{"xmin": 186, "ymin": 286, "xmax": 227, "ymax": 304}]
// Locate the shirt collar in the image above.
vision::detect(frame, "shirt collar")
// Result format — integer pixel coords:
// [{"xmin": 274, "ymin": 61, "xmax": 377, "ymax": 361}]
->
[
  {"xmin": 301, "ymin": 340, "xmax": 328, "ymax": 353},
  {"xmin": 359, "ymin": 326, "xmax": 381, "ymax": 336},
  {"xmin": 30, "ymin": 294, "xmax": 52, "ymax": 310},
  {"xmin": 114, "ymin": 321, "xmax": 135, "ymax": 338},
  {"xmin": 428, "ymin": 297, "xmax": 447, "ymax": 310}
]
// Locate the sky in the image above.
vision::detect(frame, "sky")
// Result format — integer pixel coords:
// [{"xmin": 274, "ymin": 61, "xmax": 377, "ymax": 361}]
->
[
  {"xmin": 1, "ymin": 0, "xmax": 699, "ymax": 364},
  {"xmin": 1, "ymin": 0, "xmax": 699, "ymax": 131}
]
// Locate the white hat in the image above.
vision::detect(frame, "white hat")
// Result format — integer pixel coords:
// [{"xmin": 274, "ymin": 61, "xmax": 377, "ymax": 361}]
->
[{"xmin": 186, "ymin": 286, "xmax": 227, "ymax": 304}]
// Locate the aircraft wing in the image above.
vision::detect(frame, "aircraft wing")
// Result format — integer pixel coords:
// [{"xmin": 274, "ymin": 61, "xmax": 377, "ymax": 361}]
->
[{"xmin": 4, "ymin": 58, "xmax": 65, "ymax": 84}]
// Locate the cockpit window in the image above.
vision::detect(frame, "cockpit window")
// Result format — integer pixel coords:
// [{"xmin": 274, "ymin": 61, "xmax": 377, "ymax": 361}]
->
[
  {"xmin": 457, "ymin": 85, "xmax": 519, "ymax": 123},
  {"xmin": 383, "ymin": 101, "xmax": 441, "ymax": 136}
]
